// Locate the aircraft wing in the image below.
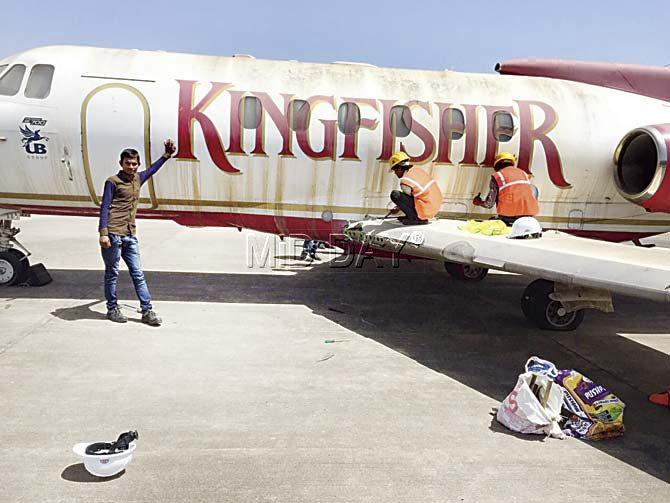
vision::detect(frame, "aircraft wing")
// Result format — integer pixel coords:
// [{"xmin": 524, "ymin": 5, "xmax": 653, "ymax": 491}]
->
[{"xmin": 344, "ymin": 218, "xmax": 670, "ymax": 303}]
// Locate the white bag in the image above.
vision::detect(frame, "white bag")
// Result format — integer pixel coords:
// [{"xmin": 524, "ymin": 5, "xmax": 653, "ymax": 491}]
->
[
  {"xmin": 524, "ymin": 356, "xmax": 558, "ymax": 379},
  {"xmin": 496, "ymin": 371, "xmax": 566, "ymax": 439}
]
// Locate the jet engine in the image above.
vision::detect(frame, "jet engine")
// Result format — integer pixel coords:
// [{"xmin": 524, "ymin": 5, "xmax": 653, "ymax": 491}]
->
[{"xmin": 614, "ymin": 124, "xmax": 670, "ymax": 212}]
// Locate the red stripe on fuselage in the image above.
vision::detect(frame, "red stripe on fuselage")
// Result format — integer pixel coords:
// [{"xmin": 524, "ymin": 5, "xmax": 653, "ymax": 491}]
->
[{"xmin": 1, "ymin": 204, "xmax": 659, "ymax": 243}]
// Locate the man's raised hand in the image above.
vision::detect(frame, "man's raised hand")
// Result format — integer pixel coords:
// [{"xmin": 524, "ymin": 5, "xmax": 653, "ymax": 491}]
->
[{"xmin": 164, "ymin": 139, "xmax": 176, "ymax": 158}]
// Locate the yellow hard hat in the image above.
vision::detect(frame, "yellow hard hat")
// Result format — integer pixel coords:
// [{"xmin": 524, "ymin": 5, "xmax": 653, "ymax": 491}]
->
[
  {"xmin": 389, "ymin": 151, "xmax": 411, "ymax": 171},
  {"xmin": 493, "ymin": 152, "xmax": 517, "ymax": 169}
]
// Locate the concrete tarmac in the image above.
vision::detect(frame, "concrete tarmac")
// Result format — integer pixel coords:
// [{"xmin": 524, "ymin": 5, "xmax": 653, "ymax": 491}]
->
[{"xmin": 1, "ymin": 215, "xmax": 669, "ymax": 502}]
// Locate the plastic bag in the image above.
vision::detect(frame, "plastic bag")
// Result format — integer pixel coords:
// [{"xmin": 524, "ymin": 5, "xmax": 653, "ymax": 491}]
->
[
  {"xmin": 555, "ymin": 369, "xmax": 625, "ymax": 440},
  {"xmin": 497, "ymin": 370, "xmax": 566, "ymax": 439},
  {"xmin": 525, "ymin": 356, "xmax": 558, "ymax": 379}
]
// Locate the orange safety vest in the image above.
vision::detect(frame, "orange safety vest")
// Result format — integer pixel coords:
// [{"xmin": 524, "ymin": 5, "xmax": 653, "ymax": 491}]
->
[
  {"xmin": 400, "ymin": 166, "xmax": 443, "ymax": 220},
  {"xmin": 492, "ymin": 166, "xmax": 539, "ymax": 217}
]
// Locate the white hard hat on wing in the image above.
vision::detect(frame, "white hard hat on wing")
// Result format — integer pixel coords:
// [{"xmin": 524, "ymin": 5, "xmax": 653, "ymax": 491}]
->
[{"xmin": 507, "ymin": 217, "xmax": 543, "ymax": 239}]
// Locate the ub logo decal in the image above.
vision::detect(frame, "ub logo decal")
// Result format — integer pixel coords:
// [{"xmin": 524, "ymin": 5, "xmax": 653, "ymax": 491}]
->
[{"xmin": 20, "ymin": 117, "xmax": 49, "ymax": 158}]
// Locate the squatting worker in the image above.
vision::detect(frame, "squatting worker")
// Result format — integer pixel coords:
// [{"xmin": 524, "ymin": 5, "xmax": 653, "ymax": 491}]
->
[
  {"xmin": 472, "ymin": 152, "xmax": 539, "ymax": 225},
  {"xmin": 98, "ymin": 139, "xmax": 177, "ymax": 325},
  {"xmin": 388, "ymin": 151, "xmax": 442, "ymax": 225}
]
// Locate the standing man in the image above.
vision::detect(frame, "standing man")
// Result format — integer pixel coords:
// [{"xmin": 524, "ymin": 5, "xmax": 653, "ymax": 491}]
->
[
  {"xmin": 99, "ymin": 140, "xmax": 176, "ymax": 325},
  {"xmin": 472, "ymin": 152, "xmax": 539, "ymax": 225},
  {"xmin": 388, "ymin": 151, "xmax": 442, "ymax": 225}
]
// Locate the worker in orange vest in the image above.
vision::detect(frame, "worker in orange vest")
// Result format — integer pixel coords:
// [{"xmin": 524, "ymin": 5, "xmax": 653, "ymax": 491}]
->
[
  {"xmin": 388, "ymin": 151, "xmax": 442, "ymax": 225},
  {"xmin": 473, "ymin": 152, "xmax": 539, "ymax": 225}
]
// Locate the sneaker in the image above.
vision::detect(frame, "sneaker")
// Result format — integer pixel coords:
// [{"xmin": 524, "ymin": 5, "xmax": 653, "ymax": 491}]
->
[
  {"xmin": 310, "ymin": 254, "xmax": 321, "ymax": 261},
  {"xmin": 299, "ymin": 251, "xmax": 309, "ymax": 260},
  {"xmin": 141, "ymin": 310, "xmax": 162, "ymax": 326},
  {"xmin": 107, "ymin": 307, "xmax": 127, "ymax": 323}
]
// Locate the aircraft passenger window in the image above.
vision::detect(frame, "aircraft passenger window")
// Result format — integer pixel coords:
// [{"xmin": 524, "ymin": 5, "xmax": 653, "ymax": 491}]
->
[
  {"xmin": 240, "ymin": 96, "xmax": 262, "ymax": 129},
  {"xmin": 493, "ymin": 111, "xmax": 515, "ymax": 142},
  {"xmin": 0, "ymin": 64, "xmax": 26, "ymax": 96},
  {"xmin": 441, "ymin": 108, "xmax": 465, "ymax": 140},
  {"xmin": 390, "ymin": 105, "xmax": 412, "ymax": 137},
  {"xmin": 289, "ymin": 99, "xmax": 310, "ymax": 132},
  {"xmin": 24, "ymin": 64, "xmax": 55, "ymax": 99},
  {"xmin": 337, "ymin": 102, "xmax": 360, "ymax": 134}
]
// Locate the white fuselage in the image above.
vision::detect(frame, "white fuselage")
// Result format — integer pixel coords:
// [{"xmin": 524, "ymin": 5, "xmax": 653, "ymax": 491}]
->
[{"xmin": 1, "ymin": 46, "xmax": 670, "ymax": 241}]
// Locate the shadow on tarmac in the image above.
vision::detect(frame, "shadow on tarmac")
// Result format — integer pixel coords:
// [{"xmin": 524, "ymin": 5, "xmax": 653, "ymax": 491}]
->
[
  {"xmin": 8, "ymin": 258, "xmax": 670, "ymax": 482},
  {"xmin": 51, "ymin": 300, "xmax": 107, "ymax": 321},
  {"xmin": 487, "ymin": 412, "xmax": 547, "ymax": 442},
  {"xmin": 61, "ymin": 463, "xmax": 125, "ymax": 482},
  {"xmin": 50, "ymin": 300, "xmax": 145, "ymax": 324}
]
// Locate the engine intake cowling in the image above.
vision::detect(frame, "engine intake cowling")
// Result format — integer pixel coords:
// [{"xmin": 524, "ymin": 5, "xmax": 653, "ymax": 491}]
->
[{"xmin": 614, "ymin": 124, "xmax": 670, "ymax": 212}]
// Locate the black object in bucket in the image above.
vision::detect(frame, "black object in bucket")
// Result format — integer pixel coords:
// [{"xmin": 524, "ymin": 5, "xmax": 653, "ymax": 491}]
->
[{"xmin": 85, "ymin": 430, "xmax": 139, "ymax": 455}]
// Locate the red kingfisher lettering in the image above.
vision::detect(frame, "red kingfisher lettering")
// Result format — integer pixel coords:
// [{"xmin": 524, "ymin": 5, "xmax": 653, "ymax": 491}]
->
[
  {"xmin": 175, "ymin": 80, "xmax": 239, "ymax": 174},
  {"xmin": 173, "ymin": 81, "xmax": 566, "ymax": 188}
]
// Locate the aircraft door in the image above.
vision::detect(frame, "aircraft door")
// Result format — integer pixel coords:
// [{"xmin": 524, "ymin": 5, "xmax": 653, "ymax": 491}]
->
[
  {"xmin": 80, "ymin": 83, "xmax": 158, "ymax": 209},
  {"xmin": 0, "ymin": 105, "xmax": 78, "ymax": 200},
  {"xmin": 0, "ymin": 106, "xmax": 30, "ymax": 196}
]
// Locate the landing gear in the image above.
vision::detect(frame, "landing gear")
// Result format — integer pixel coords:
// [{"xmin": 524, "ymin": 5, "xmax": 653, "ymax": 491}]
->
[
  {"xmin": 444, "ymin": 262, "xmax": 489, "ymax": 282},
  {"xmin": 0, "ymin": 250, "xmax": 30, "ymax": 286},
  {"xmin": 521, "ymin": 279, "xmax": 585, "ymax": 331},
  {"xmin": 0, "ymin": 210, "xmax": 32, "ymax": 287}
]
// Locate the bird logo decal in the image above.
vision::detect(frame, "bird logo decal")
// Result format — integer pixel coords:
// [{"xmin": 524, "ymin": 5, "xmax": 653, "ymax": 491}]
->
[
  {"xmin": 19, "ymin": 122, "xmax": 49, "ymax": 156},
  {"xmin": 20, "ymin": 124, "xmax": 48, "ymax": 146}
]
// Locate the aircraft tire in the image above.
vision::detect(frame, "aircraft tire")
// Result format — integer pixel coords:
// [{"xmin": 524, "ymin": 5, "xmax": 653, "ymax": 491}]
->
[
  {"xmin": 444, "ymin": 262, "xmax": 489, "ymax": 282},
  {"xmin": 521, "ymin": 279, "xmax": 585, "ymax": 331},
  {"xmin": 0, "ymin": 250, "xmax": 23, "ymax": 286},
  {"xmin": 7, "ymin": 249, "xmax": 31, "ymax": 285}
]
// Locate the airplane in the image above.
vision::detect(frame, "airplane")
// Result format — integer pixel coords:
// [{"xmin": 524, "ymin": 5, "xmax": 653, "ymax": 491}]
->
[{"xmin": 2, "ymin": 45, "xmax": 670, "ymax": 331}]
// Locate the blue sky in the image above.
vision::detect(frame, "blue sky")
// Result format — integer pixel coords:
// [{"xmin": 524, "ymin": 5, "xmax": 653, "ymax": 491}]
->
[{"xmin": 1, "ymin": 0, "xmax": 666, "ymax": 73}]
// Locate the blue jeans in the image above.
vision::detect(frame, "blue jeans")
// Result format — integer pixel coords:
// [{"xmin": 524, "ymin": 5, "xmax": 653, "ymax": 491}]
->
[
  {"xmin": 302, "ymin": 240, "xmax": 318, "ymax": 256},
  {"xmin": 101, "ymin": 234, "xmax": 152, "ymax": 312}
]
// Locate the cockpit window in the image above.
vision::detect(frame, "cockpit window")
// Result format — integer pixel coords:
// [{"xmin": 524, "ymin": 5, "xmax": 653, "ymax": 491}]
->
[
  {"xmin": 0, "ymin": 64, "xmax": 26, "ymax": 96},
  {"xmin": 25, "ymin": 64, "xmax": 55, "ymax": 99},
  {"xmin": 0, "ymin": 65, "xmax": 8, "ymax": 77}
]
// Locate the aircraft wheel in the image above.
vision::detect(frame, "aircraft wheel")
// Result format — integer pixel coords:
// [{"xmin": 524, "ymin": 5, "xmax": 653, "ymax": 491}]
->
[
  {"xmin": 521, "ymin": 279, "xmax": 585, "ymax": 331},
  {"xmin": 0, "ymin": 250, "xmax": 24, "ymax": 286},
  {"xmin": 7, "ymin": 249, "xmax": 31, "ymax": 285},
  {"xmin": 444, "ymin": 262, "xmax": 489, "ymax": 282}
]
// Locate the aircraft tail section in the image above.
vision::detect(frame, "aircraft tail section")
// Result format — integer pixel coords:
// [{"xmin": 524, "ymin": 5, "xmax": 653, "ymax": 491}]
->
[{"xmin": 496, "ymin": 59, "xmax": 670, "ymax": 102}]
